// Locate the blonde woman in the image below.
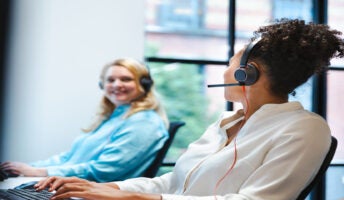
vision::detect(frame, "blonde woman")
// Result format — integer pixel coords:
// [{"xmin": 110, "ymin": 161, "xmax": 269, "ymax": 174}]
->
[{"xmin": 0, "ymin": 58, "xmax": 169, "ymax": 182}]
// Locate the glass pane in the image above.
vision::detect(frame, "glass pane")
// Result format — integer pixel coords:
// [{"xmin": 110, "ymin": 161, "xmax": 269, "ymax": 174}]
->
[
  {"xmin": 326, "ymin": 166, "xmax": 344, "ymax": 200},
  {"xmin": 236, "ymin": 0, "xmax": 312, "ymax": 47},
  {"xmin": 236, "ymin": 0, "xmax": 313, "ymax": 50},
  {"xmin": 149, "ymin": 62, "xmax": 226, "ymax": 167},
  {"xmin": 145, "ymin": 0, "xmax": 229, "ymax": 60},
  {"xmin": 236, "ymin": 0, "xmax": 272, "ymax": 41},
  {"xmin": 327, "ymin": 70, "xmax": 344, "ymax": 162},
  {"xmin": 205, "ymin": 65, "xmax": 228, "ymax": 114},
  {"xmin": 234, "ymin": 0, "xmax": 314, "ymax": 111},
  {"xmin": 328, "ymin": 0, "xmax": 344, "ymax": 68},
  {"xmin": 327, "ymin": 2, "xmax": 344, "ymax": 198},
  {"xmin": 288, "ymin": 78, "xmax": 313, "ymax": 111}
]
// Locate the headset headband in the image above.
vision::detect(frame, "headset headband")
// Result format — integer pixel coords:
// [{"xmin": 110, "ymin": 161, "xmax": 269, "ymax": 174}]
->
[{"xmin": 239, "ymin": 37, "xmax": 262, "ymax": 67}]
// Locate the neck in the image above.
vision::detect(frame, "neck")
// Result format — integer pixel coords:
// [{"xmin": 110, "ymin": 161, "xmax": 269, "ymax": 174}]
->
[{"xmin": 242, "ymin": 90, "xmax": 287, "ymax": 120}]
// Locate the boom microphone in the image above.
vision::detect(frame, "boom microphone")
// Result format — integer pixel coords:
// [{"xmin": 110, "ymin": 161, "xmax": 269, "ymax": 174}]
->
[{"xmin": 207, "ymin": 83, "xmax": 241, "ymax": 87}]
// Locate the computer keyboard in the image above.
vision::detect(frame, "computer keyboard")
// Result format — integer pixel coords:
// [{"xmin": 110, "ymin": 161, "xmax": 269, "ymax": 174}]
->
[{"xmin": 0, "ymin": 188, "xmax": 53, "ymax": 200}]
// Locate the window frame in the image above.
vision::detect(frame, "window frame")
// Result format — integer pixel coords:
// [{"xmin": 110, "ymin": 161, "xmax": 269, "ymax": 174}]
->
[{"xmin": 144, "ymin": 0, "xmax": 338, "ymax": 199}]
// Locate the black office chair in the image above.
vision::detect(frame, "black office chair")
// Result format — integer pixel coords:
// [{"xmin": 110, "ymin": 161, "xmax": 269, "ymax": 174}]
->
[
  {"xmin": 296, "ymin": 136, "xmax": 338, "ymax": 200},
  {"xmin": 142, "ymin": 121, "xmax": 185, "ymax": 178}
]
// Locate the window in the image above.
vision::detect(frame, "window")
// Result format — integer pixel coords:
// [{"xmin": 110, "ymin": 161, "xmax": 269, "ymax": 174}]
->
[
  {"xmin": 145, "ymin": 0, "xmax": 229, "ymax": 169},
  {"xmin": 327, "ymin": 0, "xmax": 344, "ymax": 162},
  {"xmin": 146, "ymin": 0, "xmax": 229, "ymax": 60},
  {"xmin": 145, "ymin": 2, "xmax": 343, "ymax": 199},
  {"xmin": 146, "ymin": 0, "xmax": 316, "ymax": 168},
  {"xmin": 326, "ymin": 1, "xmax": 344, "ymax": 199}
]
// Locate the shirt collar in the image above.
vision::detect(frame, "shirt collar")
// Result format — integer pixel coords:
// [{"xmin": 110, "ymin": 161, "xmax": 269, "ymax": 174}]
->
[{"xmin": 110, "ymin": 104, "xmax": 131, "ymax": 117}]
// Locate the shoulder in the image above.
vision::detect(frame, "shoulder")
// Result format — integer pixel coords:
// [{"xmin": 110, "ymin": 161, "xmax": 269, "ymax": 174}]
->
[
  {"xmin": 252, "ymin": 102, "xmax": 331, "ymax": 144},
  {"xmin": 259, "ymin": 102, "xmax": 330, "ymax": 133},
  {"xmin": 284, "ymin": 108, "xmax": 330, "ymax": 133},
  {"xmin": 269, "ymin": 108, "xmax": 331, "ymax": 153},
  {"xmin": 125, "ymin": 109, "xmax": 165, "ymax": 128},
  {"xmin": 128, "ymin": 109, "xmax": 160, "ymax": 120}
]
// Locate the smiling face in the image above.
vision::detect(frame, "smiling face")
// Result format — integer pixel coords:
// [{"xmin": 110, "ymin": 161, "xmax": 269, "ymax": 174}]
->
[{"xmin": 103, "ymin": 65, "xmax": 141, "ymax": 106}]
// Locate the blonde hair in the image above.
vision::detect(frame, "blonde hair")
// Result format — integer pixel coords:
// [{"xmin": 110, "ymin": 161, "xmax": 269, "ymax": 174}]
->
[{"xmin": 83, "ymin": 58, "xmax": 169, "ymax": 132}]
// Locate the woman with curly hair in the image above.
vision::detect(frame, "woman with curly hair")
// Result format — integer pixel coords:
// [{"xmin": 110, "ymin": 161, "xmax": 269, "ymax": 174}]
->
[
  {"xmin": 1, "ymin": 58, "xmax": 169, "ymax": 182},
  {"xmin": 36, "ymin": 19, "xmax": 344, "ymax": 200}
]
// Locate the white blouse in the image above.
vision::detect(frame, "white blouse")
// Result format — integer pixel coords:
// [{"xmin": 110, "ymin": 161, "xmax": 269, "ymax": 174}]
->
[{"xmin": 116, "ymin": 102, "xmax": 331, "ymax": 200}]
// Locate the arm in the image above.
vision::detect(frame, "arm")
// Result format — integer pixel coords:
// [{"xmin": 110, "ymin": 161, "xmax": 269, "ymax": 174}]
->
[
  {"xmin": 0, "ymin": 161, "xmax": 48, "ymax": 176},
  {"xmin": 233, "ymin": 117, "xmax": 331, "ymax": 200},
  {"xmin": 30, "ymin": 134, "xmax": 89, "ymax": 167},
  {"xmin": 30, "ymin": 151, "xmax": 72, "ymax": 167},
  {"xmin": 0, "ymin": 140, "xmax": 75, "ymax": 176},
  {"xmin": 0, "ymin": 137, "xmax": 80, "ymax": 176},
  {"xmin": 35, "ymin": 176, "xmax": 161, "ymax": 200},
  {"xmin": 115, "ymin": 172, "xmax": 174, "ymax": 194},
  {"xmin": 46, "ymin": 114, "xmax": 168, "ymax": 182}
]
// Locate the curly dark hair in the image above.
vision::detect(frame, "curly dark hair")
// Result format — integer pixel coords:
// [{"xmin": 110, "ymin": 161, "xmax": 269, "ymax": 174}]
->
[{"xmin": 249, "ymin": 18, "xmax": 344, "ymax": 97}]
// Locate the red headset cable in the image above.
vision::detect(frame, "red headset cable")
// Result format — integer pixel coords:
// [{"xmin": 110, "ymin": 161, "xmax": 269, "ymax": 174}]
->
[{"xmin": 213, "ymin": 85, "xmax": 249, "ymax": 199}]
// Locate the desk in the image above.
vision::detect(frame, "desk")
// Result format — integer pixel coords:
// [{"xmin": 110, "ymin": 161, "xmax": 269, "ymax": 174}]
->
[{"xmin": 0, "ymin": 177, "xmax": 43, "ymax": 189}]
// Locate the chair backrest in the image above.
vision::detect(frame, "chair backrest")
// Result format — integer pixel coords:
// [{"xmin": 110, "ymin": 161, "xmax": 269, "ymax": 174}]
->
[
  {"xmin": 142, "ymin": 121, "xmax": 185, "ymax": 178},
  {"xmin": 296, "ymin": 136, "xmax": 338, "ymax": 200}
]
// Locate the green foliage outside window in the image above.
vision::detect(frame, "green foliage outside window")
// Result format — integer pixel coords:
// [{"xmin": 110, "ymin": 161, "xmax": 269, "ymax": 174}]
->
[{"xmin": 146, "ymin": 43, "xmax": 220, "ymax": 162}]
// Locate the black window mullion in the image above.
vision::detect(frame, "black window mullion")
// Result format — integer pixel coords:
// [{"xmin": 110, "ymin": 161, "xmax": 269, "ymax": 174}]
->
[
  {"xmin": 311, "ymin": 0, "xmax": 328, "ymax": 199},
  {"xmin": 226, "ymin": 0, "xmax": 235, "ymax": 111},
  {"xmin": 145, "ymin": 57, "xmax": 228, "ymax": 66}
]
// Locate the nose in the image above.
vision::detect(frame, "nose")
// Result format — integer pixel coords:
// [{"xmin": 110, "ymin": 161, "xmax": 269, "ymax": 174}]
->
[{"xmin": 110, "ymin": 79, "xmax": 123, "ymax": 87}]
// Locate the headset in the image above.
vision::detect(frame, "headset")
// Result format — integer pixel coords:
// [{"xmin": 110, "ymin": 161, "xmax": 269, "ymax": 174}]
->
[
  {"xmin": 207, "ymin": 37, "xmax": 261, "ymax": 88},
  {"xmin": 234, "ymin": 37, "xmax": 261, "ymax": 85},
  {"xmin": 98, "ymin": 71, "xmax": 153, "ymax": 94},
  {"xmin": 138, "ymin": 75, "xmax": 154, "ymax": 93}
]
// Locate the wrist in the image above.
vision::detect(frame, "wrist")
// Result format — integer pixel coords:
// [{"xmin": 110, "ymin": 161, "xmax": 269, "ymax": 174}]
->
[
  {"xmin": 132, "ymin": 192, "xmax": 161, "ymax": 200},
  {"xmin": 103, "ymin": 182, "xmax": 120, "ymax": 189},
  {"xmin": 34, "ymin": 168, "xmax": 48, "ymax": 177}
]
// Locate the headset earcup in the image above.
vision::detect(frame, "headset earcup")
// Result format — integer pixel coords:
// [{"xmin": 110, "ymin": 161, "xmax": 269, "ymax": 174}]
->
[
  {"xmin": 234, "ymin": 68, "xmax": 247, "ymax": 84},
  {"xmin": 234, "ymin": 64, "xmax": 259, "ymax": 85},
  {"xmin": 98, "ymin": 81, "xmax": 104, "ymax": 90},
  {"xmin": 245, "ymin": 64, "xmax": 259, "ymax": 85},
  {"xmin": 140, "ymin": 76, "xmax": 153, "ymax": 93}
]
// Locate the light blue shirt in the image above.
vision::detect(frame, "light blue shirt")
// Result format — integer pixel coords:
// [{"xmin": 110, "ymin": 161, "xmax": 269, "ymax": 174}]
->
[{"xmin": 31, "ymin": 104, "xmax": 168, "ymax": 182}]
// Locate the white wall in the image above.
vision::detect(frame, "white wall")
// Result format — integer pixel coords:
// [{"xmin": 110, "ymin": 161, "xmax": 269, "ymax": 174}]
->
[{"xmin": 2, "ymin": 0, "xmax": 145, "ymax": 162}]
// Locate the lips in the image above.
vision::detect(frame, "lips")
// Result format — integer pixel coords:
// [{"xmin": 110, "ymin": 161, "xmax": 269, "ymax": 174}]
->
[{"xmin": 109, "ymin": 89, "xmax": 126, "ymax": 95}]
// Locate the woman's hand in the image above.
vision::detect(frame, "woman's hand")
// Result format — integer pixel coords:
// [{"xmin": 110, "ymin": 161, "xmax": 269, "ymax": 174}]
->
[
  {"xmin": 35, "ymin": 176, "xmax": 86, "ymax": 192},
  {"xmin": 35, "ymin": 176, "xmax": 161, "ymax": 200},
  {"xmin": 0, "ymin": 161, "xmax": 47, "ymax": 177}
]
